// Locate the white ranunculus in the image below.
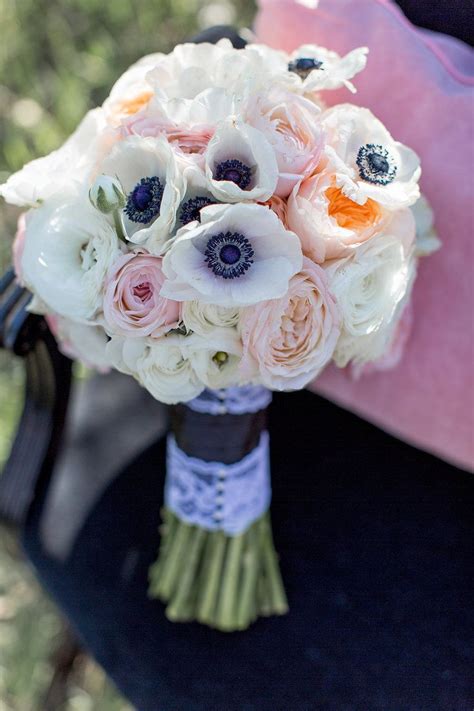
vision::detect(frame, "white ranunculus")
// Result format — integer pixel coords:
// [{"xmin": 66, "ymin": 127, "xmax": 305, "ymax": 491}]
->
[
  {"xmin": 184, "ymin": 328, "xmax": 243, "ymax": 390},
  {"xmin": 103, "ymin": 52, "xmax": 164, "ymax": 125},
  {"xmin": 325, "ymin": 210, "xmax": 416, "ymax": 367},
  {"xmin": 100, "ymin": 135, "xmax": 184, "ymax": 253},
  {"xmin": 204, "ymin": 117, "xmax": 279, "ymax": 202},
  {"xmin": 182, "ymin": 301, "xmax": 240, "ymax": 336},
  {"xmin": 322, "ymin": 104, "xmax": 421, "ymax": 209},
  {"xmin": 287, "ymin": 44, "xmax": 368, "ymax": 93},
  {"xmin": 146, "ymin": 40, "xmax": 273, "ymax": 102},
  {"xmin": 50, "ymin": 315, "xmax": 111, "ymax": 372},
  {"xmin": 0, "ymin": 109, "xmax": 112, "ymax": 208},
  {"xmin": 21, "ymin": 193, "xmax": 122, "ymax": 322},
  {"xmin": 161, "ymin": 202, "xmax": 303, "ymax": 307},
  {"xmin": 106, "ymin": 334, "xmax": 203, "ymax": 404},
  {"xmin": 411, "ymin": 194, "xmax": 442, "ymax": 257},
  {"xmin": 247, "ymin": 88, "xmax": 324, "ymax": 198}
]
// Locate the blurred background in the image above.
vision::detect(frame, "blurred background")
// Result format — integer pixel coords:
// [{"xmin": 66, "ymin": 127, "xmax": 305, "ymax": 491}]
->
[{"xmin": 0, "ymin": 2, "xmax": 254, "ymax": 709}]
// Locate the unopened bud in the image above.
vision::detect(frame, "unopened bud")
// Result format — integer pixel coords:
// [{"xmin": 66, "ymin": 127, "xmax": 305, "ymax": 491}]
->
[{"xmin": 89, "ymin": 175, "xmax": 125, "ymax": 214}]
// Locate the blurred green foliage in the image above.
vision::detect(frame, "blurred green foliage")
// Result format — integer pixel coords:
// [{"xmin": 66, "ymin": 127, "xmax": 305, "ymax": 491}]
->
[{"xmin": 0, "ymin": 1, "xmax": 255, "ymax": 708}]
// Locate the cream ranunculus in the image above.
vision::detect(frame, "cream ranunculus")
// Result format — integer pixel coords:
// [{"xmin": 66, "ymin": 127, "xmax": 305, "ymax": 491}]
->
[
  {"xmin": 204, "ymin": 117, "xmax": 279, "ymax": 203},
  {"xmin": 103, "ymin": 52, "xmax": 163, "ymax": 126},
  {"xmin": 287, "ymin": 169, "xmax": 386, "ymax": 263},
  {"xmin": 21, "ymin": 193, "xmax": 122, "ymax": 322},
  {"xmin": 99, "ymin": 135, "xmax": 184, "ymax": 253},
  {"xmin": 106, "ymin": 334, "xmax": 203, "ymax": 404},
  {"xmin": 0, "ymin": 109, "xmax": 113, "ymax": 208},
  {"xmin": 182, "ymin": 301, "xmax": 240, "ymax": 336},
  {"xmin": 324, "ymin": 210, "xmax": 417, "ymax": 367},
  {"xmin": 248, "ymin": 88, "xmax": 324, "ymax": 198},
  {"xmin": 239, "ymin": 257, "xmax": 341, "ymax": 390},
  {"xmin": 184, "ymin": 328, "xmax": 243, "ymax": 390},
  {"xmin": 322, "ymin": 104, "xmax": 421, "ymax": 209},
  {"xmin": 161, "ymin": 202, "xmax": 303, "ymax": 306}
]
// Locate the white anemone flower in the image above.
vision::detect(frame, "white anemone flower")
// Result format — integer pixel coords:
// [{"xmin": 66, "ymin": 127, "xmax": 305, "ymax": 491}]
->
[
  {"xmin": 205, "ymin": 117, "xmax": 279, "ymax": 202},
  {"xmin": 322, "ymin": 104, "xmax": 421, "ymax": 209},
  {"xmin": 325, "ymin": 210, "xmax": 416, "ymax": 367},
  {"xmin": 21, "ymin": 193, "xmax": 122, "ymax": 322},
  {"xmin": 161, "ymin": 202, "xmax": 303, "ymax": 307},
  {"xmin": 0, "ymin": 109, "xmax": 112, "ymax": 208},
  {"xmin": 174, "ymin": 163, "xmax": 219, "ymax": 233},
  {"xmin": 182, "ymin": 301, "xmax": 240, "ymax": 336},
  {"xmin": 287, "ymin": 44, "xmax": 368, "ymax": 94},
  {"xmin": 106, "ymin": 334, "xmax": 204, "ymax": 404},
  {"xmin": 100, "ymin": 135, "xmax": 184, "ymax": 253},
  {"xmin": 184, "ymin": 328, "xmax": 243, "ymax": 390}
]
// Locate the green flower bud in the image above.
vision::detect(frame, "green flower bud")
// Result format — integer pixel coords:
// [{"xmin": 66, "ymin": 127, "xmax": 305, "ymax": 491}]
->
[{"xmin": 89, "ymin": 175, "xmax": 125, "ymax": 214}]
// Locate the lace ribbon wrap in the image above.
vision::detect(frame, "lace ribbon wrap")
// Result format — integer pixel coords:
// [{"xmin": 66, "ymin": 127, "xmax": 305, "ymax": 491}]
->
[
  {"xmin": 165, "ymin": 386, "xmax": 272, "ymax": 535},
  {"xmin": 165, "ymin": 432, "xmax": 271, "ymax": 536}
]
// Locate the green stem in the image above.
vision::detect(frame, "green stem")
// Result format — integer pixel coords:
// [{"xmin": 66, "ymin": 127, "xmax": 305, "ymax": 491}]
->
[
  {"xmin": 196, "ymin": 532, "xmax": 227, "ymax": 626},
  {"xmin": 216, "ymin": 533, "xmax": 245, "ymax": 631},
  {"xmin": 113, "ymin": 209, "xmax": 127, "ymax": 243},
  {"xmin": 261, "ymin": 515, "xmax": 288, "ymax": 616},
  {"xmin": 166, "ymin": 526, "xmax": 206, "ymax": 622}
]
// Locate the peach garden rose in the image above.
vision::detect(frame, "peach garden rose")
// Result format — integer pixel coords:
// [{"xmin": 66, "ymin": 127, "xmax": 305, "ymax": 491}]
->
[
  {"xmin": 239, "ymin": 257, "xmax": 341, "ymax": 390},
  {"xmin": 103, "ymin": 250, "xmax": 181, "ymax": 338}
]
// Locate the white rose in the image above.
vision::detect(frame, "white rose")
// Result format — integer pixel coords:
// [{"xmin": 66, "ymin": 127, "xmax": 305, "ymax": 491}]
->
[
  {"xmin": 322, "ymin": 104, "xmax": 421, "ymax": 209},
  {"xmin": 411, "ymin": 194, "xmax": 442, "ymax": 257},
  {"xmin": 106, "ymin": 334, "xmax": 203, "ymax": 404},
  {"xmin": 103, "ymin": 52, "xmax": 163, "ymax": 125},
  {"xmin": 325, "ymin": 211, "xmax": 416, "ymax": 367},
  {"xmin": 100, "ymin": 135, "xmax": 184, "ymax": 253},
  {"xmin": 204, "ymin": 117, "xmax": 279, "ymax": 203},
  {"xmin": 182, "ymin": 301, "xmax": 240, "ymax": 336},
  {"xmin": 161, "ymin": 202, "xmax": 303, "ymax": 307},
  {"xmin": 21, "ymin": 193, "xmax": 122, "ymax": 322},
  {"xmin": 0, "ymin": 109, "xmax": 112, "ymax": 208}
]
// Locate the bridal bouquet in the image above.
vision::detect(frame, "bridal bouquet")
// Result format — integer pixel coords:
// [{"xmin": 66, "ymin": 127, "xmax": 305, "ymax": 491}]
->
[{"xmin": 2, "ymin": 38, "xmax": 439, "ymax": 631}]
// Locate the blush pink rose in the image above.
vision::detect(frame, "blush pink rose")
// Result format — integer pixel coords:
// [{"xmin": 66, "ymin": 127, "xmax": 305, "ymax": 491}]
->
[
  {"xmin": 104, "ymin": 250, "xmax": 181, "ymax": 338},
  {"xmin": 249, "ymin": 89, "xmax": 324, "ymax": 198},
  {"xmin": 121, "ymin": 114, "xmax": 214, "ymax": 156},
  {"xmin": 240, "ymin": 257, "xmax": 341, "ymax": 390},
  {"xmin": 12, "ymin": 212, "xmax": 27, "ymax": 284}
]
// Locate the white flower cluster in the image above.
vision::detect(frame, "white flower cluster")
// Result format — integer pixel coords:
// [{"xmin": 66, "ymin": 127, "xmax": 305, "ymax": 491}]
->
[{"xmin": 2, "ymin": 39, "xmax": 439, "ymax": 403}]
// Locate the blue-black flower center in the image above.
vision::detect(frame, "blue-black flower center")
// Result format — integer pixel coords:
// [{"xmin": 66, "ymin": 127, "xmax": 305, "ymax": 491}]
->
[
  {"xmin": 124, "ymin": 176, "xmax": 164, "ymax": 224},
  {"xmin": 288, "ymin": 57, "xmax": 323, "ymax": 79},
  {"xmin": 356, "ymin": 144, "xmax": 397, "ymax": 185},
  {"xmin": 179, "ymin": 195, "xmax": 214, "ymax": 225},
  {"xmin": 214, "ymin": 159, "xmax": 252, "ymax": 190},
  {"xmin": 204, "ymin": 231, "xmax": 254, "ymax": 280}
]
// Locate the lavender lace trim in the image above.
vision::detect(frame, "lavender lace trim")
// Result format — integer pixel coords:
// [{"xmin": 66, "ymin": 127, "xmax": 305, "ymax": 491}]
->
[
  {"xmin": 165, "ymin": 432, "xmax": 271, "ymax": 536},
  {"xmin": 186, "ymin": 386, "xmax": 272, "ymax": 416}
]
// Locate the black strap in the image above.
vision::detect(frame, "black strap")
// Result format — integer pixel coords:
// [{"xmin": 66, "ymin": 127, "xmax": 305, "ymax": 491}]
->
[{"xmin": 0, "ymin": 267, "xmax": 72, "ymax": 527}]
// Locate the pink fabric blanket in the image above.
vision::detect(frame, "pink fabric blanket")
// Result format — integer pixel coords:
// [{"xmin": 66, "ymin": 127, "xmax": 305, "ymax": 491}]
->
[{"xmin": 255, "ymin": 0, "xmax": 474, "ymax": 471}]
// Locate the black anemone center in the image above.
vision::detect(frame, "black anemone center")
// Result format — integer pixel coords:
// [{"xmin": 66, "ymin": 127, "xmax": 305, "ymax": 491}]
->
[
  {"xmin": 124, "ymin": 176, "xmax": 163, "ymax": 224},
  {"xmin": 179, "ymin": 195, "xmax": 214, "ymax": 225},
  {"xmin": 288, "ymin": 57, "xmax": 324, "ymax": 79},
  {"xmin": 214, "ymin": 159, "xmax": 252, "ymax": 190},
  {"xmin": 204, "ymin": 231, "xmax": 254, "ymax": 280},
  {"xmin": 356, "ymin": 144, "xmax": 397, "ymax": 186}
]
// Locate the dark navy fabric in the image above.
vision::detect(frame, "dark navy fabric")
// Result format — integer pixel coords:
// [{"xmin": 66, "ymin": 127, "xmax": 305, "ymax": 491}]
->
[{"xmin": 23, "ymin": 390, "xmax": 474, "ymax": 710}]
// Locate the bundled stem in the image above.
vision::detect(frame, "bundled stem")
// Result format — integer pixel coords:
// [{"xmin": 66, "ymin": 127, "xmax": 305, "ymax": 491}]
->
[{"xmin": 149, "ymin": 508, "xmax": 288, "ymax": 632}]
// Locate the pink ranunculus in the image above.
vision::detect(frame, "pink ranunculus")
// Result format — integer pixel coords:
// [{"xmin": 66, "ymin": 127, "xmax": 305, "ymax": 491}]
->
[
  {"xmin": 288, "ymin": 170, "xmax": 386, "ymax": 263},
  {"xmin": 248, "ymin": 88, "xmax": 324, "ymax": 198},
  {"xmin": 103, "ymin": 250, "xmax": 181, "ymax": 338},
  {"xmin": 240, "ymin": 257, "xmax": 341, "ymax": 390},
  {"xmin": 12, "ymin": 212, "xmax": 27, "ymax": 284}
]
